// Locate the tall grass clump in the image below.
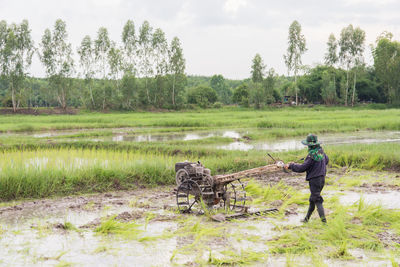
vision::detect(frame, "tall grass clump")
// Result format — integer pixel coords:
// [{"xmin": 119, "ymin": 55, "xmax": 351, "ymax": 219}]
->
[
  {"xmin": 0, "ymin": 148, "xmax": 179, "ymax": 200},
  {"xmin": 94, "ymin": 216, "xmax": 143, "ymax": 239}
]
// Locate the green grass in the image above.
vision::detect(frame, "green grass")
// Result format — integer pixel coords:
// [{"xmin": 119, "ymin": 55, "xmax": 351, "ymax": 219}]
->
[
  {"xmin": 0, "ymin": 107, "xmax": 400, "ymax": 201},
  {"xmin": 94, "ymin": 216, "xmax": 143, "ymax": 239},
  {"xmin": 1, "ymin": 140, "xmax": 400, "ymax": 200},
  {"xmin": 267, "ymin": 196, "xmax": 400, "ymax": 257},
  {"xmin": 1, "ymin": 107, "xmax": 400, "ymax": 135}
]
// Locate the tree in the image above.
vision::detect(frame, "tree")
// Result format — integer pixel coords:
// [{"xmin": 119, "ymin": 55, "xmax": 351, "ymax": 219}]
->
[
  {"xmin": 94, "ymin": 27, "xmax": 111, "ymax": 110},
  {"xmin": 120, "ymin": 72, "xmax": 137, "ymax": 109},
  {"xmin": 249, "ymin": 82, "xmax": 264, "ymax": 109},
  {"xmin": 251, "ymin": 53, "xmax": 264, "ymax": 83},
  {"xmin": 339, "ymin": 24, "xmax": 365, "ymax": 106},
  {"xmin": 325, "ymin": 34, "xmax": 338, "ymax": 66},
  {"xmin": 324, "ymin": 33, "xmax": 339, "ymax": 100},
  {"xmin": 187, "ymin": 85, "xmax": 217, "ymax": 108},
  {"xmin": 39, "ymin": 19, "xmax": 74, "ymax": 110},
  {"xmin": 264, "ymin": 68, "xmax": 276, "ymax": 104},
  {"xmin": 210, "ymin": 74, "xmax": 231, "ymax": 104},
  {"xmin": 137, "ymin": 21, "xmax": 153, "ymax": 104},
  {"xmin": 0, "ymin": 20, "xmax": 34, "ymax": 112},
  {"xmin": 321, "ymin": 70, "xmax": 337, "ymax": 105},
  {"xmin": 373, "ymin": 32, "xmax": 400, "ymax": 104},
  {"xmin": 108, "ymin": 42, "xmax": 123, "ymax": 108},
  {"xmin": 122, "ymin": 20, "xmax": 137, "ymax": 74},
  {"xmin": 232, "ymin": 83, "xmax": 249, "ymax": 106},
  {"xmin": 284, "ymin": 20, "xmax": 307, "ymax": 105},
  {"xmin": 168, "ymin": 37, "xmax": 185, "ymax": 107},
  {"xmin": 77, "ymin": 35, "xmax": 95, "ymax": 108},
  {"xmin": 152, "ymin": 28, "xmax": 168, "ymax": 106}
]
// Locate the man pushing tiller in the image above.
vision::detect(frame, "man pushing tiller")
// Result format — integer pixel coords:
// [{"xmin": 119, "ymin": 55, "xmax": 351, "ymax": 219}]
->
[{"xmin": 285, "ymin": 134, "xmax": 329, "ymax": 223}]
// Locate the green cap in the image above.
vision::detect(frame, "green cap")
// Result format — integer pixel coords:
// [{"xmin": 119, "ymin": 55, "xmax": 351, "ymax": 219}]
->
[{"xmin": 301, "ymin": 134, "xmax": 320, "ymax": 146}]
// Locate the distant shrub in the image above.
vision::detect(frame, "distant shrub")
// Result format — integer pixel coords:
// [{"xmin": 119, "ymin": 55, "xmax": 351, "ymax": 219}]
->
[{"xmin": 212, "ymin": 102, "xmax": 223, "ymax": 108}]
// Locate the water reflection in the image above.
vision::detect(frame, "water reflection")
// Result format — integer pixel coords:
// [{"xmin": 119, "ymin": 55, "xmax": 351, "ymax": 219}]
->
[
  {"xmin": 111, "ymin": 130, "xmax": 242, "ymax": 142},
  {"xmin": 338, "ymin": 191, "xmax": 400, "ymax": 209},
  {"xmin": 219, "ymin": 131, "xmax": 400, "ymax": 152}
]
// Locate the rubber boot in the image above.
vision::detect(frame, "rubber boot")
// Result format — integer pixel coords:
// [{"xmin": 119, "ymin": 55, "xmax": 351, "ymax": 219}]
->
[
  {"xmin": 301, "ymin": 202, "xmax": 315, "ymax": 223},
  {"xmin": 316, "ymin": 202, "xmax": 327, "ymax": 223}
]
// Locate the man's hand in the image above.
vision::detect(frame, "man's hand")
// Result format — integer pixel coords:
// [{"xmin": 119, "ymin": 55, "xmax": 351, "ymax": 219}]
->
[{"xmin": 284, "ymin": 164, "xmax": 290, "ymax": 170}]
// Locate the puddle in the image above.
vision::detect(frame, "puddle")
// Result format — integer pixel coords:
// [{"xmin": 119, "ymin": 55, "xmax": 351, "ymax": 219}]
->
[
  {"xmin": 218, "ymin": 131, "xmax": 400, "ymax": 152},
  {"xmin": 0, "ymin": 188, "xmax": 398, "ymax": 266},
  {"xmin": 111, "ymin": 130, "xmax": 243, "ymax": 142},
  {"xmin": 338, "ymin": 191, "xmax": 400, "ymax": 209}
]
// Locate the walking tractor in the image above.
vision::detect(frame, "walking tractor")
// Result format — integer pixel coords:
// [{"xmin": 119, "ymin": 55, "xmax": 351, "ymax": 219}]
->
[{"xmin": 174, "ymin": 160, "xmax": 285, "ymax": 213}]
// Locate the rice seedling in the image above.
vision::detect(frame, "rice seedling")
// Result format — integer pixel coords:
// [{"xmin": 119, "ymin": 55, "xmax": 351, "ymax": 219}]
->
[
  {"xmin": 206, "ymin": 249, "xmax": 268, "ymax": 266},
  {"xmin": 245, "ymin": 181, "xmax": 309, "ymax": 213},
  {"xmin": 54, "ymin": 261, "xmax": 73, "ymax": 267},
  {"xmin": 94, "ymin": 215, "xmax": 143, "ymax": 239}
]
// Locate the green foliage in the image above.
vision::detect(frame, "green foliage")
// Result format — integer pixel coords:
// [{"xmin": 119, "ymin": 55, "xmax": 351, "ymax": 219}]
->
[
  {"xmin": 186, "ymin": 85, "xmax": 217, "ymax": 108},
  {"xmin": 373, "ymin": 33, "xmax": 400, "ymax": 105},
  {"xmin": 232, "ymin": 83, "xmax": 249, "ymax": 106},
  {"xmin": 210, "ymin": 74, "xmax": 231, "ymax": 104},
  {"xmin": 251, "ymin": 54, "xmax": 265, "ymax": 83}
]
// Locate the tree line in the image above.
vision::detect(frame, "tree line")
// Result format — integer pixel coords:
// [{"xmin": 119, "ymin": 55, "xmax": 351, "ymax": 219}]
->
[
  {"xmin": 0, "ymin": 19, "xmax": 399, "ymax": 111},
  {"xmin": 0, "ymin": 19, "xmax": 186, "ymax": 111},
  {"xmin": 231, "ymin": 21, "xmax": 400, "ymax": 108}
]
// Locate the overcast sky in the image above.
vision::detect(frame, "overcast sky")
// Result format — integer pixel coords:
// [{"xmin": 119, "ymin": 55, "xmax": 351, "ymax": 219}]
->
[{"xmin": 1, "ymin": 0, "xmax": 400, "ymax": 79}]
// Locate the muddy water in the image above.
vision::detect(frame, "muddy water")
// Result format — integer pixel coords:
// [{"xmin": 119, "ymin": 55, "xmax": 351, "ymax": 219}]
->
[
  {"xmin": 111, "ymin": 130, "xmax": 242, "ymax": 142},
  {"xmin": 338, "ymin": 191, "xmax": 400, "ymax": 209},
  {"xmin": 0, "ymin": 184, "xmax": 397, "ymax": 266},
  {"xmin": 219, "ymin": 131, "xmax": 400, "ymax": 151}
]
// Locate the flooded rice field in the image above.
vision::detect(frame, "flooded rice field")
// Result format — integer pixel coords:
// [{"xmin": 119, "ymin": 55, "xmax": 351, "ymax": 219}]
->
[
  {"xmin": 4, "ymin": 127, "xmax": 400, "ymax": 152},
  {"xmin": 0, "ymin": 170, "xmax": 399, "ymax": 266}
]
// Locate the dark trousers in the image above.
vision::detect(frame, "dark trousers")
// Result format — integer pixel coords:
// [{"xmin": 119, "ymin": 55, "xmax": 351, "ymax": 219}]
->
[
  {"xmin": 305, "ymin": 176, "xmax": 326, "ymax": 221},
  {"xmin": 309, "ymin": 175, "xmax": 325, "ymax": 203}
]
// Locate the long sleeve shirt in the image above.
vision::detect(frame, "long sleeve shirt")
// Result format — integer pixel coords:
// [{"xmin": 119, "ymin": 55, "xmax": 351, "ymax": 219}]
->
[{"xmin": 289, "ymin": 152, "xmax": 329, "ymax": 181}]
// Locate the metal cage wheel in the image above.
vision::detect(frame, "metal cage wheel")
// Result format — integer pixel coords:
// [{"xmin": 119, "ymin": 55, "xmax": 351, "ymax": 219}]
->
[
  {"xmin": 176, "ymin": 179, "xmax": 203, "ymax": 213},
  {"xmin": 223, "ymin": 180, "xmax": 246, "ymax": 212}
]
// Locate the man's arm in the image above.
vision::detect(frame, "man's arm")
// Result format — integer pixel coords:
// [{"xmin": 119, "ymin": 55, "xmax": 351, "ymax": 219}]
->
[
  {"xmin": 325, "ymin": 154, "xmax": 329, "ymax": 165},
  {"xmin": 289, "ymin": 156, "xmax": 313, "ymax": 173}
]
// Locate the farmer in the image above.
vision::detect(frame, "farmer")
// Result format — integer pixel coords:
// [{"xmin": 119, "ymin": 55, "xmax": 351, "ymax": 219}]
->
[{"xmin": 284, "ymin": 134, "xmax": 329, "ymax": 223}]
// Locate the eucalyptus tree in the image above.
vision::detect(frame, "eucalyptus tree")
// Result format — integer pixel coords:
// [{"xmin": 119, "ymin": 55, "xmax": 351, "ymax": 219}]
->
[
  {"xmin": 168, "ymin": 36, "xmax": 185, "ymax": 107},
  {"xmin": 40, "ymin": 19, "xmax": 74, "ymax": 110},
  {"xmin": 251, "ymin": 53, "xmax": 264, "ymax": 83},
  {"xmin": 339, "ymin": 24, "xmax": 365, "ymax": 106},
  {"xmin": 122, "ymin": 20, "xmax": 137, "ymax": 74},
  {"xmin": 137, "ymin": 21, "xmax": 153, "ymax": 104},
  {"xmin": 152, "ymin": 28, "xmax": 168, "ymax": 106},
  {"xmin": 94, "ymin": 27, "xmax": 111, "ymax": 110},
  {"xmin": 77, "ymin": 35, "xmax": 95, "ymax": 108},
  {"xmin": 108, "ymin": 42, "xmax": 123, "ymax": 108},
  {"xmin": 373, "ymin": 32, "xmax": 400, "ymax": 104},
  {"xmin": 250, "ymin": 53, "xmax": 265, "ymax": 108},
  {"xmin": 284, "ymin": 20, "xmax": 307, "ymax": 105},
  {"xmin": 324, "ymin": 33, "xmax": 338, "ymax": 94},
  {"xmin": 0, "ymin": 20, "xmax": 34, "ymax": 112},
  {"xmin": 325, "ymin": 33, "xmax": 338, "ymax": 66}
]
